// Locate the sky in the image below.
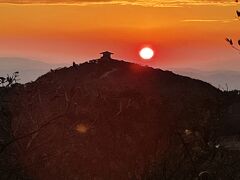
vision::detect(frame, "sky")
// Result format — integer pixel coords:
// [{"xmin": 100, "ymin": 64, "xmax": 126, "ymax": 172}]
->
[{"xmin": 0, "ymin": 0, "xmax": 239, "ymax": 70}]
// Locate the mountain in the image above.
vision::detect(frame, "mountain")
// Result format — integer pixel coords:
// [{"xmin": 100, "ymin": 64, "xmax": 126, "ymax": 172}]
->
[
  {"xmin": 0, "ymin": 57, "xmax": 66, "ymax": 83},
  {"xmin": 174, "ymin": 68, "xmax": 240, "ymax": 90},
  {"xmin": 1, "ymin": 57, "xmax": 240, "ymax": 91},
  {"xmin": 0, "ymin": 57, "xmax": 240, "ymax": 180}
]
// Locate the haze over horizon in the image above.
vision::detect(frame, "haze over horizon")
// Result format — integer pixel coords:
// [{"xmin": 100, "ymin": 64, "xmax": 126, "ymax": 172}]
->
[{"xmin": 0, "ymin": 56, "xmax": 240, "ymax": 90}]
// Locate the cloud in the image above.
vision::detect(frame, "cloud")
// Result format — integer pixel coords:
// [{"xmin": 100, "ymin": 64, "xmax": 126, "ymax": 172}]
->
[
  {"xmin": 182, "ymin": 19, "xmax": 238, "ymax": 23},
  {"xmin": 0, "ymin": 0, "xmax": 237, "ymax": 7}
]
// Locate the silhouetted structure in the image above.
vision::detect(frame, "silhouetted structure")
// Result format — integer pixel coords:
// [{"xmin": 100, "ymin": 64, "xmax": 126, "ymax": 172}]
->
[
  {"xmin": 73, "ymin": 61, "xmax": 77, "ymax": 67},
  {"xmin": 100, "ymin": 51, "xmax": 113, "ymax": 60}
]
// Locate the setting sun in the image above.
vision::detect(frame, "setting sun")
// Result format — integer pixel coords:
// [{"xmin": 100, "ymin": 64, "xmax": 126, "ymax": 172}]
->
[{"xmin": 139, "ymin": 47, "xmax": 154, "ymax": 60}]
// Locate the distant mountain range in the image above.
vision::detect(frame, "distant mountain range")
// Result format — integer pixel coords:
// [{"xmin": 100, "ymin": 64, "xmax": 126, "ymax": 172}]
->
[
  {"xmin": 173, "ymin": 68, "xmax": 240, "ymax": 90},
  {"xmin": 0, "ymin": 57, "xmax": 240, "ymax": 90},
  {"xmin": 0, "ymin": 57, "xmax": 67, "ymax": 83}
]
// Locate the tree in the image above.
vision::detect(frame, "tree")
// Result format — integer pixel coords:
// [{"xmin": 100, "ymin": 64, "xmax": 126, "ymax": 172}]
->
[
  {"xmin": 0, "ymin": 72, "xmax": 20, "ymax": 87},
  {"xmin": 225, "ymin": 3, "xmax": 240, "ymax": 52},
  {"xmin": 0, "ymin": 77, "xmax": 6, "ymax": 87}
]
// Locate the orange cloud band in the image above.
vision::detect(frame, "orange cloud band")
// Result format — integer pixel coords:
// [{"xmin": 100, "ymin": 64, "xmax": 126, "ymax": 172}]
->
[{"xmin": 0, "ymin": 0, "xmax": 237, "ymax": 7}]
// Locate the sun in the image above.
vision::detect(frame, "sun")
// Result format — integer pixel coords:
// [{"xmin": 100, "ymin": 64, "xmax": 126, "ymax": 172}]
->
[{"xmin": 139, "ymin": 47, "xmax": 154, "ymax": 60}]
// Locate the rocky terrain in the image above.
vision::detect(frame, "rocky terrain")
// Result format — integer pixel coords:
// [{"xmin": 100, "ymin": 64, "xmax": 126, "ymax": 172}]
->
[{"xmin": 0, "ymin": 56, "xmax": 240, "ymax": 179}]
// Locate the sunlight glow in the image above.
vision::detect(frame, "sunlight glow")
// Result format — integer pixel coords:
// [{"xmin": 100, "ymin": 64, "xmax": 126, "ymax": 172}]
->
[{"xmin": 139, "ymin": 47, "xmax": 154, "ymax": 60}]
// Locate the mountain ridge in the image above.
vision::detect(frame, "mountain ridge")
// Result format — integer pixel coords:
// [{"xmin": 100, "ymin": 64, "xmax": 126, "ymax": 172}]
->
[
  {"xmin": 0, "ymin": 57, "xmax": 240, "ymax": 180},
  {"xmin": 0, "ymin": 57, "xmax": 67, "ymax": 83}
]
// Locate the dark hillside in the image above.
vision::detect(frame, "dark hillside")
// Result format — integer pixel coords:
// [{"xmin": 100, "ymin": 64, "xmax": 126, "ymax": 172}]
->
[{"xmin": 1, "ymin": 58, "xmax": 239, "ymax": 179}]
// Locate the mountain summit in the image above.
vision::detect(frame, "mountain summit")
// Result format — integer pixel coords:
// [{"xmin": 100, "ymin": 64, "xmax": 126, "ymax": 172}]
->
[{"xmin": 0, "ymin": 54, "xmax": 240, "ymax": 180}]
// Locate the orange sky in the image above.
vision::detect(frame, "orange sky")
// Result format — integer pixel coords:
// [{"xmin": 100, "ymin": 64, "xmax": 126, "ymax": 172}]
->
[{"xmin": 0, "ymin": 1, "xmax": 239, "ymax": 70}]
